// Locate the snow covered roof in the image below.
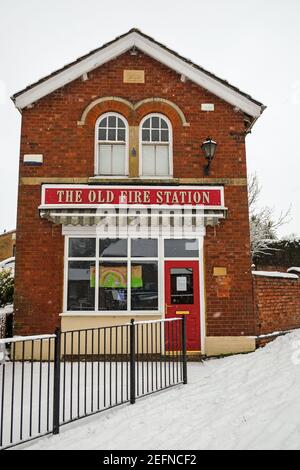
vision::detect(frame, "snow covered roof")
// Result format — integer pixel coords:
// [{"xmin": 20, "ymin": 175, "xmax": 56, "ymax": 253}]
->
[
  {"xmin": 252, "ymin": 271, "xmax": 299, "ymax": 280},
  {"xmin": 11, "ymin": 29, "xmax": 265, "ymax": 121},
  {"xmin": 287, "ymin": 267, "xmax": 300, "ymax": 274},
  {"xmin": 0, "ymin": 229, "xmax": 16, "ymax": 238}
]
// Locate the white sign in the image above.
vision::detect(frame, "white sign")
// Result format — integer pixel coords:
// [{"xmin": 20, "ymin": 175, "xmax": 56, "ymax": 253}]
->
[
  {"xmin": 177, "ymin": 276, "xmax": 187, "ymax": 292},
  {"xmin": 24, "ymin": 154, "xmax": 43, "ymax": 164},
  {"xmin": 201, "ymin": 103, "xmax": 215, "ymax": 111}
]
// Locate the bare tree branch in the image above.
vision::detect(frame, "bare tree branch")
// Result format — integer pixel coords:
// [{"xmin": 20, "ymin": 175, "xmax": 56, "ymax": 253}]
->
[{"xmin": 248, "ymin": 174, "xmax": 292, "ymax": 259}]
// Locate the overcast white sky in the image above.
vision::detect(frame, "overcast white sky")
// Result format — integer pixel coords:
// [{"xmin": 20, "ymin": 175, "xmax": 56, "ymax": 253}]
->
[{"xmin": 0, "ymin": 0, "xmax": 299, "ymax": 237}]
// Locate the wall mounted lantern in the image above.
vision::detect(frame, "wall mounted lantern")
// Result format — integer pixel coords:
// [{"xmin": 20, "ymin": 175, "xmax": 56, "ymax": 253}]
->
[{"xmin": 201, "ymin": 137, "xmax": 217, "ymax": 176}]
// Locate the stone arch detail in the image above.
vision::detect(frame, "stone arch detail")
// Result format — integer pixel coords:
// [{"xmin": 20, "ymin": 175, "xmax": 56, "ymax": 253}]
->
[
  {"xmin": 77, "ymin": 97, "xmax": 134, "ymax": 126},
  {"xmin": 134, "ymin": 98, "xmax": 189, "ymax": 126},
  {"xmin": 77, "ymin": 96, "xmax": 190, "ymax": 127}
]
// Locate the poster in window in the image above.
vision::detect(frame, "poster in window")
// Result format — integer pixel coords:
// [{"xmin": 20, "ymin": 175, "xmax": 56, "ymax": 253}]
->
[
  {"xmin": 90, "ymin": 266, "xmax": 95, "ymax": 288},
  {"xmin": 91, "ymin": 265, "xmax": 144, "ymax": 288},
  {"xmin": 100, "ymin": 266, "xmax": 127, "ymax": 288},
  {"xmin": 176, "ymin": 276, "xmax": 187, "ymax": 292},
  {"xmin": 131, "ymin": 265, "xmax": 143, "ymax": 288}
]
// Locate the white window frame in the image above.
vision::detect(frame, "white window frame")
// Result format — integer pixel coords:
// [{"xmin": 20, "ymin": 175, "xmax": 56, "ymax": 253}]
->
[
  {"xmin": 64, "ymin": 236, "xmax": 162, "ymax": 316},
  {"xmin": 61, "ymin": 230, "xmax": 206, "ymax": 354},
  {"xmin": 139, "ymin": 113, "xmax": 173, "ymax": 179},
  {"xmin": 94, "ymin": 112, "xmax": 129, "ymax": 177}
]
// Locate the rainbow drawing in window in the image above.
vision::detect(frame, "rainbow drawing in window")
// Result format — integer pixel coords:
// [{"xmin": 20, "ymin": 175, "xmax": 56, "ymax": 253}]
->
[{"xmin": 90, "ymin": 265, "xmax": 143, "ymax": 288}]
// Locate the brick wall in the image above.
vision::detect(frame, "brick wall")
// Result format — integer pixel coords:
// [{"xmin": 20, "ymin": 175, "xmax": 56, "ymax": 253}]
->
[
  {"xmin": 253, "ymin": 273, "xmax": 300, "ymax": 336},
  {"xmin": 205, "ymin": 185, "xmax": 254, "ymax": 337},
  {"xmin": 14, "ymin": 50, "xmax": 254, "ymax": 337},
  {"xmin": 14, "ymin": 187, "xmax": 63, "ymax": 335},
  {"xmin": 0, "ymin": 231, "xmax": 16, "ymax": 262},
  {"xmin": 18, "ymin": 51, "xmax": 248, "ymax": 180}
]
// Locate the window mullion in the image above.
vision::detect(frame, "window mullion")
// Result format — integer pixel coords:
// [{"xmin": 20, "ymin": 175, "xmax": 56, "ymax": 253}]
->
[
  {"xmin": 95, "ymin": 238, "xmax": 99, "ymax": 312},
  {"xmin": 127, "ymin": 238, "xmax": 131, "ymax": 313},
  {"xmin": 110, "ymin": 144, "xmax": 113, "ymax": 175},
  {"xmin": 65, "ymin": 236, "xmax": 69, "ymax": 313}
]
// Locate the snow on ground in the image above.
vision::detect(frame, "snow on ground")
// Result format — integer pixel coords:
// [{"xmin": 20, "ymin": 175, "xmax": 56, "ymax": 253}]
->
[{"xmin": 24, "ymin": 331, "xmax": 300, "ymax": 451}]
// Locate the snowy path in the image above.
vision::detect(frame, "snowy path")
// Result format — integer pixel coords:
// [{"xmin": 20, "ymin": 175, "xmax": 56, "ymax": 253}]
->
[{"xmin": 24, "ymin": 331, "xmax": 300, "ymax": 450}]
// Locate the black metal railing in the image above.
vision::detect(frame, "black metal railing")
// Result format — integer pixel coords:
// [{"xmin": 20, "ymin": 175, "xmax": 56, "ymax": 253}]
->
[
  {"xmin": 0, "ymin": 317, "xmax": 187, "ymax": 450},
  {"xmin": 0, "ymin": 334, "xmax": 56, "ymax": 450}
]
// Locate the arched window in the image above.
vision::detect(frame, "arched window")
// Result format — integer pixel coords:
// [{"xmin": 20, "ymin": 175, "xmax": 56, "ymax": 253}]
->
[
  {"xmin": 140, "ymin": 114, "xmax": 172, "ymax": 177},
  {"xmin": 95, "ymin": 113, "xmax": 128, "ymax": 176}
]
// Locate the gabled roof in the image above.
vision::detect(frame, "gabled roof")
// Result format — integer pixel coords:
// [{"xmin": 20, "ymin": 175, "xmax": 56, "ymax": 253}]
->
[{"xmin": 11, "ymin": 28, "xmax": 265, "ymax": 120}]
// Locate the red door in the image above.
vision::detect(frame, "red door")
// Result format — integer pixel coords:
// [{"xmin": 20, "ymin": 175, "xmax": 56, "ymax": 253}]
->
[{"xmin": 164, "ymin": 260, "xmax": 201, "ymax": 351}]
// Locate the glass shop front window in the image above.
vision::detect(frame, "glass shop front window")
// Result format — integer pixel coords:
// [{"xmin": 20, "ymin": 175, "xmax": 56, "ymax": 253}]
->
[
  {"xmin": 66, "ymin": 238, "xmax": 159, "ymax": 313},
  {"xmin": 99, "ymin": 261, "xmax": 128, "ymax": 311},
  {"xmin": 67, "ymin": 260, "xmax": 96, "ymax": 311}
]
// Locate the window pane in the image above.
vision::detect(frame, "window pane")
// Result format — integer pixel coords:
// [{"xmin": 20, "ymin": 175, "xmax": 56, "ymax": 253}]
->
[
  {"xmin": 142, "ymin": 145, "xmax": 155, "ymax": 175},
  {"xmin": 99, "ymin": 144, "xmax": 111, "ymax": 174},
  {"xmin": 99, "ymin": 261, "xmax": 127, "ymax": 311},
  {"xmin": 161, "ymin": 130, "xmax": 169, "ymax": 142},
  {"xmin": 99, "ymin": 239, "xmax": 127, "ymax": 257},
  {"xmin": 131, "ymin": 262, "xmax": 158, "ymax": 310},
  {"xmin": 143, "ymin": 118, "xmax": 151, "ymax": 128},
  {"xmin": 67, "ymin": 261, "xmax": 95, "ymax": 311},
  {"xmin": 108, "ymin": 115, "xmax": 116, "ymax": 127},
  {"xmin": 98, "ymin": 128, "xmax": 107, "ymax": 141},
  {"xmin": 117, "ymin": 129, "xmax": 125, "ymax": 141},
  {"xmin": 151, "ymin": 116, "xmax": 159, "ymax": 128},
  {"xmin": 118, "ymin": 118, "xmax": 125, "ymax": 128},
  {"xmin": 151, "ymin": 130, "xmax": 159, "ymax": 141},
  {"xmin": 142, "ymin": 129, "xmax": 150, "ymax": 142},
  {"xmin": 161, "ymin": 118, "xmax": 168, "ymax": 129},
  {"xmin": 131, "ymin": 239, "xmax": 158, "ymax": 257},
  {"xmin": 155, "ymin": 145, "xmax": 169, "ymax": 175},
  {"xmin": 164, "ymin": 239, "xmax": 199, "ymax": 257},
  {"xmin": 108, "ymin": 129, "xmax": 116, "ymax": 141},
  {"xmin": 112, "ymin": 144, "xmax": 125, "ymax": 175},
  {"xmin": 170, "ymin": 267, "xmax": 194, "ymax": 305},
  {"xmin": 69, "ymin": 238, "xmax": 96, "ymax": 257},
  {"xmin": 99, "ymin": 117, "xmax": 107, "ymax": 128}
]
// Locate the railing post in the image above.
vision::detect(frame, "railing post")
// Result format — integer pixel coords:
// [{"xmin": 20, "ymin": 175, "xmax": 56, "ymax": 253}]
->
[
  {"xmin": 130, "ymin": 319, "xmax": 136, "ymax": 404},
  {"xmin": 53, "ymin": 327, "xmax": 61, "ymax": 435},
  {"xmin": 181, "ymin": 317, "xmax": 187, "ymax": 385}
]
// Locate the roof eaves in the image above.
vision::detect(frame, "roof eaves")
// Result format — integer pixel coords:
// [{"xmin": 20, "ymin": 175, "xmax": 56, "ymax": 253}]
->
[
  {"xmin": 11, "ymin": 29, "xmax": 136, "ymax": 101},
  {"xmin": 11, "ymin": 28, "xmax": 265, "ymax": 115},
  {"xmin": 133, "ymin": 29, "xmax": 264, "ymax": 108}
]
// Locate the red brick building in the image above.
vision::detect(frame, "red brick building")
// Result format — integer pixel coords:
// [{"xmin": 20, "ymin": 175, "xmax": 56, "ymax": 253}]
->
[{"xmin": 12, "ymin": 29, "xmax": 265, "ymax": 356}]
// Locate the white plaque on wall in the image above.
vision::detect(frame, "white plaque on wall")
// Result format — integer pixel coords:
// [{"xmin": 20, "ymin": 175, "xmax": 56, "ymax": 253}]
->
[{"xmin": 201, "ymin": 103, "xmax": 215, "ymax": 111}]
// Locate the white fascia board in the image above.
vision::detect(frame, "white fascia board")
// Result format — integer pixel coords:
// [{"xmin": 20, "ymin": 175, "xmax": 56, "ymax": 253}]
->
[
  {"xmin": 14, "ymin": 32, "xmax": 262, "ymax": 118},
  {"xmin": 14, "ymin": 34, "xmax": 135, "ymax": 110},
  {"xmin": 133, "ymin": 34, "xmax": 262, "ymax": 118}
]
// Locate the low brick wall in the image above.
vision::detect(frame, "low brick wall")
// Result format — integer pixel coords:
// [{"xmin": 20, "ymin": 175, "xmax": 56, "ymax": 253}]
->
[{"xmin": 253, "ymin": 272, "xmax": 300, "ymax": 337}]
